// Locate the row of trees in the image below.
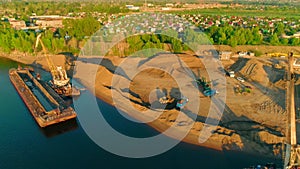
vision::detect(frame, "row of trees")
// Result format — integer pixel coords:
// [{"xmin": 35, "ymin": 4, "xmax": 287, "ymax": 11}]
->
[
  {"xmin": 63, "ymin": 16, "xmax": 101, "ymax": 47},
  {"xmin": 0, "ymin": 22, "xmax": 35, "ymax": 53},
  {"xmin": 206, "ymin": 26, "xmax": 263, "ymax": 47},
  {"xmin": 205, "ymin": 25, "xmax": 300, "ymax": 47},
  {"xmin": 0, "ymin": 17, "xmax": 101, "ymax": 54},
  {"xmin": 0, "ymin": 26, "xmax": 71, "ymax": 54},
  {"xmin": 0, "ymin": 17, "xmax": 300, "ymax": 56},
  {"xmin": 110, "ymin": 29, "xmax": 211, "ymax": 57}
]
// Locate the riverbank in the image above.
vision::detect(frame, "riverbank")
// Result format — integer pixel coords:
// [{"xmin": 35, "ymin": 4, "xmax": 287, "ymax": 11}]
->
[{"xmin": 0, "ymin": 51, "xmax": 67, "ymax": 71}]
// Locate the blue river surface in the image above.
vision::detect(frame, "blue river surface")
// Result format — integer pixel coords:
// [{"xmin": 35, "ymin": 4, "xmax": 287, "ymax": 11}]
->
[{"xmin": 0, "ymin": 58, "xmax": 281, "ymax": 169}]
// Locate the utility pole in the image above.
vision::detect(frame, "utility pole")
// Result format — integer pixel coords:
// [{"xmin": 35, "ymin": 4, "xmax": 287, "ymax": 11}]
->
[
  {"xmin": 289, "ymin": 52, "xmax": 296, "ymax": 146},
  {"xmin": 285, "ymin": 52, "xmax": 300, "ymax": 168}
]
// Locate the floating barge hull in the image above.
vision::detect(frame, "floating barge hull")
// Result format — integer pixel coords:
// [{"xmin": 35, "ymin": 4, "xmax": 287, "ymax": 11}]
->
[{"xmin": 9, "ymin": 68, "xmax": 77, "ymax": 128}]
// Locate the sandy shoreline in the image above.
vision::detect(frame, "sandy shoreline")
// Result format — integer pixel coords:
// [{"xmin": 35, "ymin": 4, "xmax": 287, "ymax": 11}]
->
[
  {"xmin": 91, "ymin": 85, "xmax": 224, "ymax": 150},
  {"xmin": 0, "ymin": 51, "xmax": 67, "ymax": 71}
]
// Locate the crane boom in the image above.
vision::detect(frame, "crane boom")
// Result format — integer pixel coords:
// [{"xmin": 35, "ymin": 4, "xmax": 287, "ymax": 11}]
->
[{"xmin": 35, "ymin": 34, "xmax": 70, "ymax": 87}]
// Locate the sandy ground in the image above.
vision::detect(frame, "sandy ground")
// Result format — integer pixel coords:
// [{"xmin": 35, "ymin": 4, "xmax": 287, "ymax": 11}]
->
[{"xmin": 73, "ymin": 52, "xmax": 299, "ymax": 158}]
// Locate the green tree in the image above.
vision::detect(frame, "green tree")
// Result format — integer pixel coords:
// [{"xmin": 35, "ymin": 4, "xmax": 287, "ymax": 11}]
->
[
  {"xmin": 269, "ymin": 33, "xmax": 280, "ymax": 45},
  {"xmin": 160, "ymin": 29, "xmax": 178, "ymax": 43},
  {"xmin": 216, "ymin": 30, "xmax": 227, "ymax": 45},
  {"xmin": 141, "ymin": 34, "xmax": 151, "ymax": 43},
  {"xmin": 171, "ymin": 39, "xmax": 182, "ymax": 53},
  {"xmin": 206, "ymin": 25, "xmax": 219, "ymax": 37},
  {"xmin": 228, "ymin": 37, "xmax": 238, "ymax": 47},
  {"xmin": 63, "ymin": 17, "xmax": 100, "ymax": 48},
  {"xmin": 245, "ymin": 29, "xmax": 254, "ymax": 45},
  {"xmin": 280, "ymin": 38, "xmax": 289, "ymax": 45},
  {"xmin": 151, "ymin": 34, "xmax": 160, "ymax": 44},
  {"xmin": 251, "ymin": 27, "xmax": 263, "ymax": 45},
  {"xmin": 127, "ymin": 35, "xmax": 143, "ymax": 52},
  {"xmin": 289, "ymin": 38, "xmax": 300, "ymax": 46},
  {"xmin": 236, "ymin": 29, "xmax": 247, "ymax": 45},
  {"xmin": 274, "ymin": 23, "xmax": 285, "ymax": 36}
]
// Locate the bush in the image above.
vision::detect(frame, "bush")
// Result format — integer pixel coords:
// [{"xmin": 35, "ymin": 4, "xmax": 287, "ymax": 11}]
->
[{"xmin": 251, "ymin": 50, "xmax": 263, "ymax": 57}]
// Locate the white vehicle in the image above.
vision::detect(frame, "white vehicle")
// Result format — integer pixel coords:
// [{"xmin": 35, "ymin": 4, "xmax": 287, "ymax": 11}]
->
[
  {"xmin": 239, "ymin": 52, "xmax": 248, "ymax": 57},
  {"xmin": 236, "ymin": 77, "xmax": 245, "ymax": 83},
  {"xmin": 229, "ymin": 71, "xmax": 235, "ymax": 78}
]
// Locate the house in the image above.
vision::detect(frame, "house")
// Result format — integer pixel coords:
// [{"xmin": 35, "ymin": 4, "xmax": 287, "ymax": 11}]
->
[
  {"xmin": 162, "ymin": 7, "xmax": 170, "ymax": 11},
  {"xmin": 9, "ymin": 19, "xmax": 26, "ymax": 30},
  {"xmin": 294, "ymin": 58, "xmax": 300, "ymax": 69},
  {"xmin": 166, "ymin": 3, "xmax": 174, "ymax": 7},
  {"xmin": 129, "ymin": 6, "xmax": 140, "ymax": 11},
  {"xmin": 293, "ymin": 32, "xmax": 300, "ymax": 38},
  {"xmin": 147, "ymin": 3, "xmax": 154, "ymax": 7},
  {"xmin": 219, "ymin": 51, "xmax": 232, "ymax": 60},
  {"xmin": 125, "ymin": 5, "xmax": 134, "ymax": 8},
  {"xmin": 35, "ymin": 19, "xmax": 63, "ymax": 28},
  {"xmin": 125, "ymin": 5, "xmax": 139, "ymax": 10},
  {"xmin": 29, "ymin": 15, "xmax": 65, "ymax": 28}
]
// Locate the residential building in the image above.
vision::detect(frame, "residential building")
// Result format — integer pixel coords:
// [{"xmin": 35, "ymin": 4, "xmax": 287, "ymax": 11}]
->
[
  {"xmin": 9, "ymin": 19, "xmax": 26, "ymax": 30},
  {"xmin": 219, "ymin": 51, "xmax": 232, "ymax": 60},
  {"xmin": 294, "ymin": 58, "xmax": 300, "ymax": 69},
  {"xmin": 35, "ymin": 19, "xmax": 63, "ymax": 28}
]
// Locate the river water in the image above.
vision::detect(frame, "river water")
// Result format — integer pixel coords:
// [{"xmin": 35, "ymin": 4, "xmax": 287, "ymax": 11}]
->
[{"xmin": 0, "ymin": 58, "xmax": 280, "ymax": 169}]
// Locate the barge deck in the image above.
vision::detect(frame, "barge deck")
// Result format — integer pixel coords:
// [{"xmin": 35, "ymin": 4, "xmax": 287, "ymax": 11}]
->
[{"xmin": 9, "ymin": 68, "xmax": 77, "ymax": 128}]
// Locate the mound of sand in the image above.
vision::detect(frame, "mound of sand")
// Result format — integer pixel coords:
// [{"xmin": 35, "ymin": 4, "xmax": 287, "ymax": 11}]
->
[
  {"xmin": 232, "ymin": 58, "xmax": 285, "ymax": 87},
  {"xmin": 239, "ymin": 59, "xmax": 269, "ymax": 83}
]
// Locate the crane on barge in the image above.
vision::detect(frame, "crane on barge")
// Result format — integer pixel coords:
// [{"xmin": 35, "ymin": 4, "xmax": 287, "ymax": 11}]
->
[{"xmin": 35, "ymin": 34, "xmax": 80, "ymax": 97}]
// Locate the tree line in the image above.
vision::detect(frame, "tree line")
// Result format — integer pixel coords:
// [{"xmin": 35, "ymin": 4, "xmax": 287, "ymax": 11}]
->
[
  {"xmin": 205, "ymin": 24, "xmax": 300, "ymax": 47},
  {"xmin": 0, "ymin": 16, "xmax": 101, "ymax": 54},
  {"xmin": 110, "ymin": 29, "xmax": 212, "ymax": 57},
  {"xmin": 0, "ymin": 17, "xmax": 300, "ymax": 56}
]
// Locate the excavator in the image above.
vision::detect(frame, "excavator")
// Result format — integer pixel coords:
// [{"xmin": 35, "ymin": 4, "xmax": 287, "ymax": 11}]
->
[{"xmin": 35, "ymin": 34, "xmax": 80, "ymax": 97}]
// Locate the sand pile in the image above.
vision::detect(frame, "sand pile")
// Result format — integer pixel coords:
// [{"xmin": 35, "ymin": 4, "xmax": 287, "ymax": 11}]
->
[{"xmin": 239, "ymin": 59, "xmax": 269, "ymax": 83}]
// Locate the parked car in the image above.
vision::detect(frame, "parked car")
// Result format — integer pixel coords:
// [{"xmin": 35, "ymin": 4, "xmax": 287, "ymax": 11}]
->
[
  {"xmin": 228, "ymin": 71, "xmax": 235, "ymax": 77},
  {"xmin": 236, "ymin": 77, "xmax": 245, "ymax": 82},
  {"xmin": 245, "ymin": 85, "xmax": 252, "ymax": 89},
  {"xmin": 176, "ymin": 97, "xmax": 189, "ymax": 109}
]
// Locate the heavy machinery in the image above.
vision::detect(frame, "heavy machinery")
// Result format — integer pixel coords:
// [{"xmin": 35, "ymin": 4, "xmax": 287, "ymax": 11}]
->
[
  {"xmin": 35, "ymin": 34, "xmax": 70, "ymax": 87},
  {"xmin": 196, "ymin": 77, "xmax": 217, "ymax": 97},
  {"xmin": 176, "ymin": 97, "xmax": 189, "ymax": 109},
  {"xmin": 35, "ymin": 34, "xmax": 80, "ymax": 97}
]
